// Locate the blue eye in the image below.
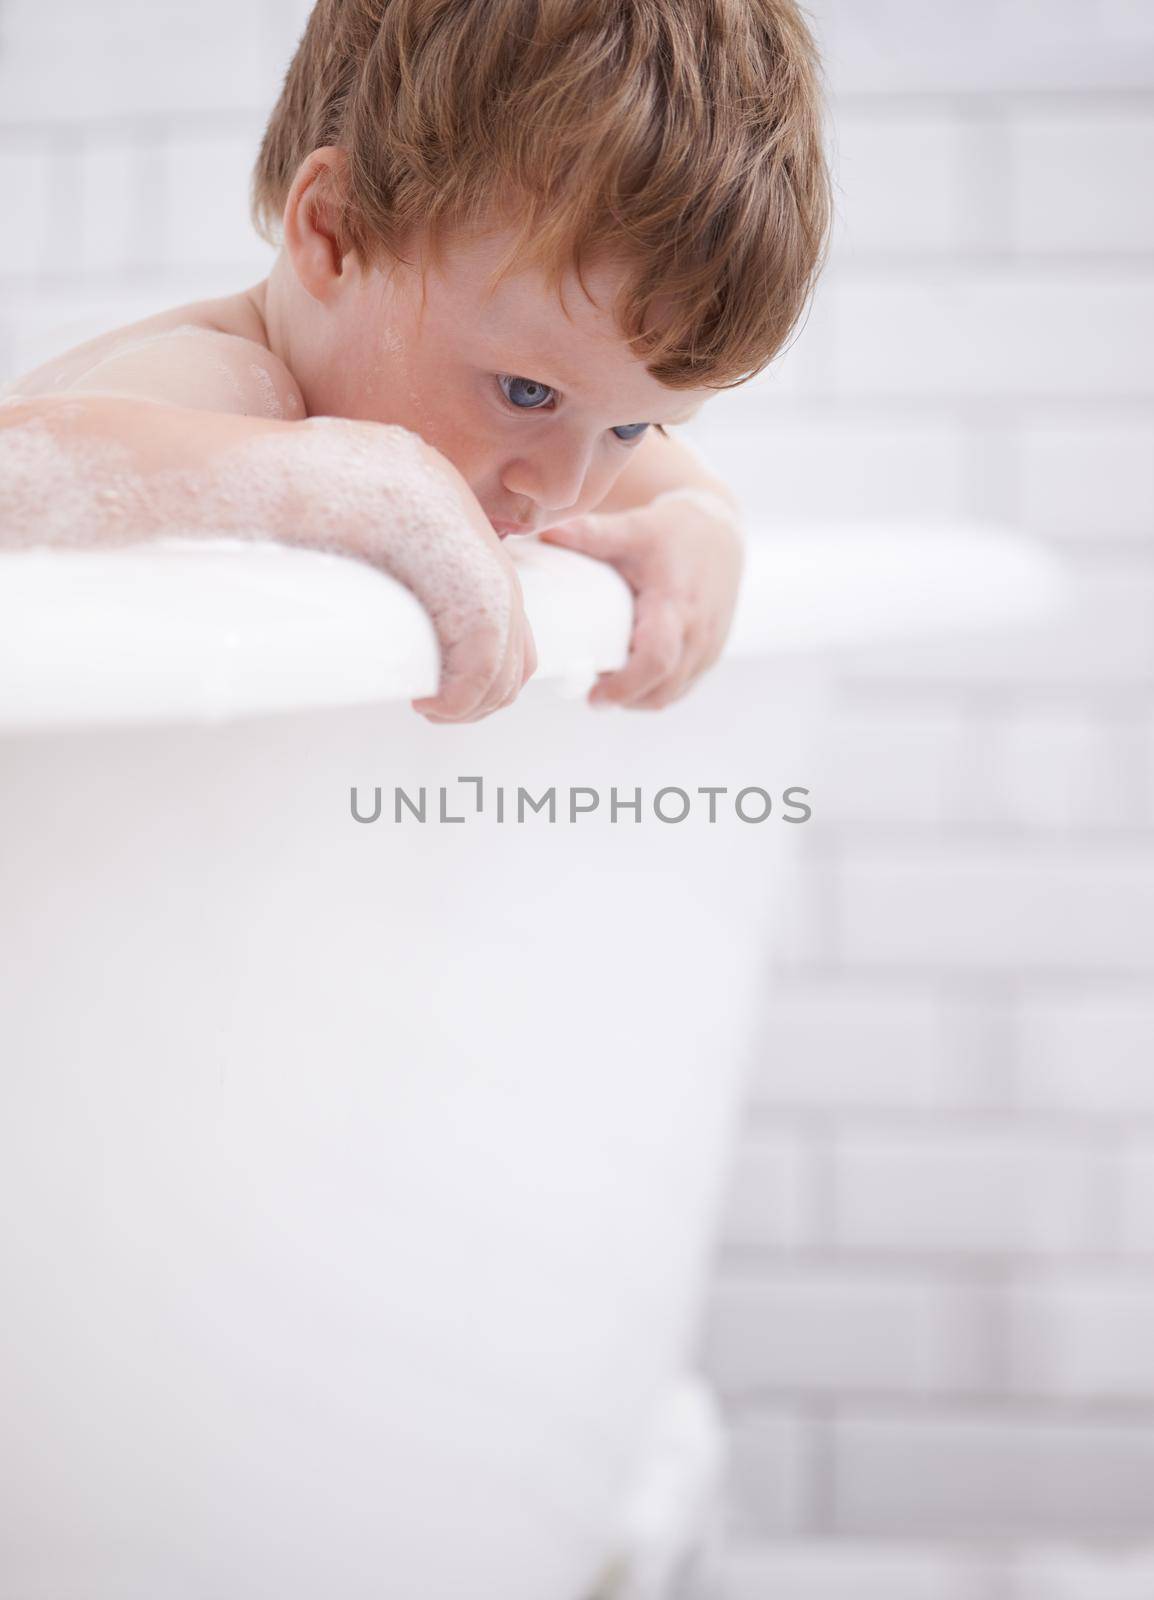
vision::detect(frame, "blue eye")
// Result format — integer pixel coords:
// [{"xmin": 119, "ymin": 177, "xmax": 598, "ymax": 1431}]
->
[
  {"xmin": 498, "ymin": 374, "xmax": 554, "ymax": 409},
  {"xmin": 496, "ymin": 374, "xmax": 646, "ymax": 444}
]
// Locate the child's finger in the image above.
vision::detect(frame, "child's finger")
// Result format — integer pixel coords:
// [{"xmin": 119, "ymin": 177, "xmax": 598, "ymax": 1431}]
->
[
  {"xmin": 412, "ymin": 625, "xmax": 504, "ymax": 720},
  {"xmin": 459, "ymin": 621, "xmax": 525, "ymax": 720},
  {"xmin": 631, "ymin": 625, "xmax": 713, "ymax": 709},
  {"xmin": 631, "ymin": 671, "xmax": 695, "ymax": 710},
  {"xmin": 492, "ymin": 626, "xmax": 528, "ymax": 712},
  {"xmin": 539, "ymin": 512, "xmax": 637, "ymax": 565},
  {"xmin": 521, "ymin": 619, "xmax": 538, "ymax": 686},
  {"xmin": 592, "ymin": 593, "xmax": 684, "ymax": 705}
]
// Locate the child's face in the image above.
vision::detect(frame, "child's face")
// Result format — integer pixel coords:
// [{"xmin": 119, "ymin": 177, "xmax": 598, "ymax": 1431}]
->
[{"xmin": 285, "ymin": 227, "xmax": 711, "ymax": 536}]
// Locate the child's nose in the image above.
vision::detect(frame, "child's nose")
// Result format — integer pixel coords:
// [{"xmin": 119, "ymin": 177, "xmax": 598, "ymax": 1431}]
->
[{"xmin": 505, "ymin": 439, "xmax": 593, "ymax": 519}]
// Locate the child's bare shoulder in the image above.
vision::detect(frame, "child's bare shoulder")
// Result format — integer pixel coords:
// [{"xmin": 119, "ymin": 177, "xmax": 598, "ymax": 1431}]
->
[{"xmin": 5, "ymin": 293, "xmax": 305, "ymax": 422}]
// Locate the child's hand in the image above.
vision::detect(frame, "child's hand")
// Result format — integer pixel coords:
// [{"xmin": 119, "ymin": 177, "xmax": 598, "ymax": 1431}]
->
[
  {"xmin": 538, "ymin": 487, "xmax": 744, "ymax": 709},
  {"xmin": 405, "ymin": 453, "xmax": 539, "ymax": 723},
  {"xmin": 303, "ymin": 421, "xmax": 538, "ymax": 725},
  {"xmin": 412, "ymin": 567, "xmax": 538, "ymax": 724}
]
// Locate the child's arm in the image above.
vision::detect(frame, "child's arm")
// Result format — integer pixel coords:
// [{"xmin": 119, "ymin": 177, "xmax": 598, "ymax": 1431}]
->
[
  {"xmin": 0, "ymin": 393, "xmax": 290, "ymax": 530},
  {"xmin": 585, "ymin": 427, "xmax": 742, "ymax": 523},
  {"xmin": 0, "ymin": 392, "xmax": 535, "ymax": 723}
]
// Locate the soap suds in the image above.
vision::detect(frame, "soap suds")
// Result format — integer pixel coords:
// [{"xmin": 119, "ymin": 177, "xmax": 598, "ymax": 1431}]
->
[
  {"xmin": 247, "ymin": 361, "xmax": 283, "ymax": 419},
  {"xmin": 0, "ymin": 410, "xmax": 512, "ymax": 665},
  {"xmin": 210, "ymin": 417, "xmax": 512, "ymax": 642}
]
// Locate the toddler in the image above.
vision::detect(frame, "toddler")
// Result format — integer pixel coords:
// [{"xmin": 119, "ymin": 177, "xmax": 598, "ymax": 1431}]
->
[{"xmin": 0, "ymin": 0, "xmax": 831, "ymax": 722}]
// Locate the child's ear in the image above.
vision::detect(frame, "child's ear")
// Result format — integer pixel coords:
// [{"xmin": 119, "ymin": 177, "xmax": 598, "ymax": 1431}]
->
[{"xmin": 282, "ymin": 147, "xmax": 351, "ymax": 303}]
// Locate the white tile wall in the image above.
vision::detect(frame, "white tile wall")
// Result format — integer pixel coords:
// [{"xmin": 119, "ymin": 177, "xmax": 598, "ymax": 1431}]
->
[
  {"xmin": 1008, "ymin": 110, "xmax": 1154, "ymax": 255},
  {"xmin": 989, "ymin": 704, "xmax": 1139, "ymax": 829},
  {"xmin": 832, "ymin": 1412, "xmax": 1154, "ymax": 1536},
  {"xmin": 703, "ymin": 1269, "xmax": 996, "ymax": 1395},
  {"xmin": 841, "ymin": 556, "xmax": 1154, "ymax": 688},
  {"xmin": 2, "ymin": 1, "xmax": 1153, "ymax": 1594},
  {"xmin": 713, "ymin": 1132, "xmax": 815, "ymax": 1252},
  {"xmin": 831, "ymin": 845, "xmax": 1154, "ymax": 973},
  {"xmin": 0, "ymin": 0, "xmax": 279, "ymax": 121},
  {"xmin": 805, "ymin": 701, "xmax": 993, "ymax": 827},
  {"xmin": 1004, "ymin": 1275, "xmax": 1154, "ymax": 1396},
  {"xmin": 719, "ymin": 2, "xmax": 1154, "ymax": 1579},
  {"xmin": 688, "ymin": 413, "xmax": 972, "ymax": 525},
  {"xmin": 1008, "ymin": 1546, "xmax": 1154, "ymax": 1600},
  {"xmin": 74, "ymin": 131, "xmax": 152, "ymax": 277},
  {"xmin": 723, "ymin": 1411, "xmax": 814, "ymax": 1536},
  {"xmin": 826, "ymin": 276, "xmax": 1154, "ymax": 401},
  {"xmin": 829, "ymin": 112, "xmax": 974, "ymax": 257},
  {"xmin": 165, "ymin": 126, "xmax": 278, "ymax": 272},
  {"xmin": 0, "ymin": 139, "xmax": 53, "ymax": 277},
  {"xmin": 744, "ymin": 977, "xmax": 1008, "ymax": 1111},
  {"xmin": 723, "ymin": 1538, "xmax": 1004, "ymax": 1600},
  {"xmin": 830, "ymin": 1131, "xmax": 1113, "ymax": 1256},
  {"xmin": 1017, "ymin": 990, "xmax": 1154, "ymax": 1112},
  {"xmin": 725, "ymin": 1540, "xmax": 1154, "ymax": 1600},
  {"xmin": 820, "ymin": 0, "xmax": 1154, "ymax": 94},
  {"xmin": 1018, "ymin": 421, "xmax": 1154, "ymax": 541},
  {"xmin": 1119, "ymin": 1141, "xmax": 1154, "ymax": 1254}
]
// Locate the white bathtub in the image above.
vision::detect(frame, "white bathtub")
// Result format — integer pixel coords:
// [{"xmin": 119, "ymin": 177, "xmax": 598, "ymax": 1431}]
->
[{"xmin": 0, "ymin": 526, "xmax": 1066, "ymax": 1600}]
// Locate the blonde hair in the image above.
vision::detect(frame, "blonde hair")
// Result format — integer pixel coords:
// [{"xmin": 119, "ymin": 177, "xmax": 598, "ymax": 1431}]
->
[{"xmin": 251, "ymin": 0, "xmax": 833, "ymax": 391}]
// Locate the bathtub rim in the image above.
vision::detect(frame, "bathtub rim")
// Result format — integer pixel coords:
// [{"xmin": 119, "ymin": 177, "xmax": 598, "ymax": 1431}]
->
[{"xmin": 0, "ymin": 521, "xmax": 1070, "ymax": 730}]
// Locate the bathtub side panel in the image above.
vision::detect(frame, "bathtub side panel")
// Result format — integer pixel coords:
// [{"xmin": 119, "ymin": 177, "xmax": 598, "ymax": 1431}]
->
[{"xmin": 0, "ymin": 658, "xmax": 823, "ymax": 1600}]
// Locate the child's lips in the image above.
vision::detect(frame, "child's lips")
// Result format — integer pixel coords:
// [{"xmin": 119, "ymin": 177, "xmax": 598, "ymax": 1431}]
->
[{"xmin": 490, "ymin": 518, "xmax": 534, "ymax": 538}]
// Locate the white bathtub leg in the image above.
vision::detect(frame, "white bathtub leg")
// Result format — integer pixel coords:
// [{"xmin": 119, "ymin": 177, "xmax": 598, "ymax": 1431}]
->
[{"xmin": 585, "ymin": 1376, "xmax": 730, "ymax": 1600}]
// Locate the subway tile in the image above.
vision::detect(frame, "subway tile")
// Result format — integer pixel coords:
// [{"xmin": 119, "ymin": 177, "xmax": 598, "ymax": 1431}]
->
[
  {"xmin": 262, "ymin": 0, "xmax": 315, "ymax": 69},
  {"xmin": 830, "ymin": 111, "xmax": 970, "ymax": 257},
  {"xmin": 722, "ymin": 1537, "xmax": 1004, "ymax": 1600},
  {"xmin": 1018, "ymin": 990, "xmax": 1154, "ymax": 1113},
  {"xmin": 1009, "ymin": 112, "xmax": 1154, "ymax": 255},
  {"xmin": 722, "ymin": 1411, "xmax": 815, "ymax": 1536},
  {"xmin": 685, "ymin": 414, "xmax": 970, "ymax": 526},
  {"xmin": 1005, "ymin": 1276, "xmax": 1154, "ymax": 1398},
  {"xmin": 836, "ymin": 557, "xmax": 1154, "ymax": 689},
  {"xmin": 163, "ymin": 129, "xmax": 277, "ymax": 273},
  {"xmin": 810, "ymin": 701, "xmax": 989, "ymax": 827},
  {"xmin": 1119, "ymin": 1140, "xmax": 1154, "ymax": 1253},
  {"xmin": 834, "ymin": 843, "xmax": 1154, "ymax": 973},
  {"xmin": 1008, "ymin": 1545, "xmax": 1154, "ymax": 1600},
  {"xmin": 991, "ymin": 705, "xmax": 1136, "ymax": 829},
  {"xmin": 0, "ymin": 0, "xmax": 277, "ymax": 121},
  {"xmin": 832, "ymin": 1412, "xmax": 1154, "ymax": 1537},
  {"xmin": 831, "ymin": 1131, "xmax": 1110, "ymax": 1254},
  {"xmin": 702, "ymin": 1270, "xmax": 994, "ymax": 1395},
  {"xmin": 819, "ymin": 0, "xmax": 1154, "ymax": 94},
  {"xmin": 75, "ymin": 132, "xmax": 149, "ymax": 277},
  {"xmin": 714, "ymin": 1131, "xmax": 813, "ymax": 1252},
  {"xmin": 747, "ymin": 979, "xmax": 989, "ymax": 1111},
  {"xmin": 0, "ymin": 140, "xmax": 53, "ymax": 278},
  {"xmin": 826, "ymin": 276, "xmax": 1154, "ymax": 401},
  {"xmin": 1018, "ymin": 420, "xmax": 1154, "ymax": 541}
]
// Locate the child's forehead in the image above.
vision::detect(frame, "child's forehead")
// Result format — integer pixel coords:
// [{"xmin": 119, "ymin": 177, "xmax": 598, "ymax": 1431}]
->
[{"xmin": 389, "ymin": 226, "xmax": 711, "ymax": 417}]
